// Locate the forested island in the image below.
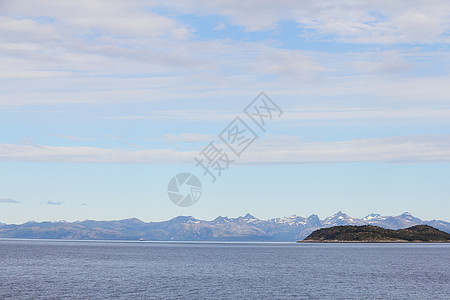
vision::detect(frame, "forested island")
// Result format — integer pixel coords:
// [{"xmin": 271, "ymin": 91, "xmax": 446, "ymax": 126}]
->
[{"xmin": 300, "ymin": 225, "xmax": 450, "ymax": 243}]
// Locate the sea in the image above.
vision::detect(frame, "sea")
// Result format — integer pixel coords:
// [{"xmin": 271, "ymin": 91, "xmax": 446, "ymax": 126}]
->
[{"xmin": 0, "ymin": 239, "xmax": 448, "ymax": 299}]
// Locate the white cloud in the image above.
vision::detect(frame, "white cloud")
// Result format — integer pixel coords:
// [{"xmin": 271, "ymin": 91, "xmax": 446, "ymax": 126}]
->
[
  {"xmin": 164, "ymin": 133, "xmax": 213, "ymax": 143},
  {"xmin": 350, "ymin": 51, "xmax": 412, "ymax": 74},
  {"xmin": 0, "ymin": 16, "xmax": 60, "ymax": 43},
  {"xmin": 171, "ymin": 27, "xmax": 194, "ymax": 40},
  {"xmin": 0, "ymin": 0, "xmax": 449, "ymax": 130},
  {"xmin": 1, "ymin": 0, "xmax": 449, "ymax": 110},
  {"xmin": 0, "ymin": 135, "xmax": 449, "ymax": 164},
  {"xmin": 155, "ymin": 0, "xmax": 295, "ymax": 31},
  {"xmin": 159, "ymin": 0, "xmax": 450, "ymax": 43},
  {"xmin": 304, "ymin": 3, "xmax": 450, "ymax": 44},
  {"xmin": 43, "ymin": 200, "xmax": 64, "ymax": 206},
  {"xmin": 2, "ymin": 0, "xmax": 178, "ymax": 38},
  {"xmin": 0, "ymin": 198, "xmax": 20, "ymax": 203},
  {"xmin": 214, "ymin": 23, "xmax": 226, "ymax": 31},
  {"xmin": 110, "ymin": 107, "xmax": 450, "ymax": 122},
  {"xmin": 386, "ymin": 9, "xmax": 448, "ymax": 43},
  {"xmin": 285, "ymin": 107, "xmax": 450, "ymax": 122},
  {"xmin": 0, "ymin": 143, "xmax": 195, "ymax": 164},
  {"xmin": 253, "ymin": 50, "xmax": 325, "ymax": 81},
  {"xmin": 49, "ymin": 133, "xmax": 93, "ymax": 142},
  {"xmin": 243, "ymin": 135, "xmax": 450, "ymax": 164}
]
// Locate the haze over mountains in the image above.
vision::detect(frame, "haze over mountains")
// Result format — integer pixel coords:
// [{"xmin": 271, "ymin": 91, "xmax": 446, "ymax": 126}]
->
[{"xmin": 0, "ymin": 212, "xmax": 448, "ymax": 241}]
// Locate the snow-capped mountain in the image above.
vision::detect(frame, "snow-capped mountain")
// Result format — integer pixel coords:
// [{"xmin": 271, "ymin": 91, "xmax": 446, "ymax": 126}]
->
[
  {"xmin": 212, "ymin": 216, "xmax": 231, "ymax": 224},
  {"xmin": 269, "ymin": 215, "xmax": 307, "ymax": 226},
  {"xmin": 322, "ymin": 211, "xmax": 362, "ymax": 226},
  {"xmin": 306, "ymin": 214, "xmax": 322, "ymax": 227},
  {"xmin": 0, "ymin": 212, "xmax": 448, "ymax": 241},
  {"xmin": 362, "ymin": 213, "xmax": 383, "ymax": 221},
  {"xmin": 237, "ymin": 213, "xmax": 261, "ymax": 224}
]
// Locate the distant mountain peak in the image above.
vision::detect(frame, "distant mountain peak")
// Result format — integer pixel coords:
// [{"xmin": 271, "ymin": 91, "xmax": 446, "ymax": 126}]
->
[
  {"xmin": 306, "ymin": 214, "xmax": 321, "ymax": 227},
  {"xmin": 213, "ymin": 216, "xmax": 230, "ymax": 223},
  {"xmin": 121, "ymin": 218, "xmax": 144, "ymax": 223},
  {"xmin": 170, "ymin": 216, "xmax": 197, "ymax": 222},
  {"xmin": 334, "ymin": 211, "xmax": 349, "ymax": 217},
  {"xmin": 326, "ymin": 211, "xmax": 350, "ymax": 219},
  {"xmin": 398, "ymin": 212, "xmax": 420, "ymax": 222},
  {"xmin": 323, "ymin": 211, "xmax": 357, "ymax": 226},
  {"xmin": 238, "ymin": 213, "xmax": 258, "ymax": 220},
  {"xmin": 238, "ymin": 213, "xmax": 260, "ymax": 224},
  {"xmin": 363, "ymin": 213, "xmax": 382, "ymax": 220},
  {"xmin": 243, "ymin": 213, "xmax": 256, "ymax": 219},
  {"xmin": 307, "ymin": 214, "xmax": 320, "ymax": 221}
]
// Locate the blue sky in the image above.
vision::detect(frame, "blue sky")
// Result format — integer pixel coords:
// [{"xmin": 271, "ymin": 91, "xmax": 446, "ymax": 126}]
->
[{"xmin": 1, "ymin": 0, "xmax": 449, "ymax": 223}]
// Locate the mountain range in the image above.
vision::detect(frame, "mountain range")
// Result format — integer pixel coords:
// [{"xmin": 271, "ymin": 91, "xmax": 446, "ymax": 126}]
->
[{"xmin": 0, "ymin": 212, "xmax": 448, "ymax": 241}]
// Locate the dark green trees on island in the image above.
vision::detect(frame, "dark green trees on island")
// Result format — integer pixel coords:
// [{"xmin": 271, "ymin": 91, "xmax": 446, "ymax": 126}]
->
[{"xmin": 300, "ymin": 225, "xmax": 450, "ymax": 242}]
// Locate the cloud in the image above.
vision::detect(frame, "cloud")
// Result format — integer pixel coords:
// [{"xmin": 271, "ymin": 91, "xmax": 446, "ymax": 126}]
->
[
  {"xmin": 243, "ymin": 135, "xmax": 450, "ymax": 164},
  {"xmin": 0, "ymin": 0, "xmax": 449, "ymax": 158},
  {"xmin": 0, "ymin": 143, "xmax": 194, "ymax": 164},
  {"xmin": 49, "ymin": 133, "xmax": 93, "ymax": 142},
  {"xmin": 43, "ymin": 200, "xmax": 64, "ymax": 206},
  {"xmin": 2, "ymin": 0, "xmax": 179, "ymax": 38},
  {"xmin": 111, "ymin": 107, "xmax": 450, "ymax": 123},
  {"xmin": 18, "ymin": 138, "xmax": 38, "ymax": 146},
  {"xmin": 253, "ymin": 50, "xmax": 325, "ymax": 81},
  {"xmin": 159, "ymin": 0, "xmax": 450, "ymax": 43},
  {"xmin": 214, "ymin": 23, "xmax": 226, "ymax": 31},
  {"xmin": 0, "ymin": 198, "xmax": 20, "ymax": 203},
  {"xmin": 306, "ymin": 4, "xmax": 450, "ymax": 44},
  {"xmin": 164, "ymin": 133, "xmax": 213, "ymax": 143},
  {"xmin": 1, "ymin": 0, "xmax": 449, "ymax": 111},
  {"xmin": 0, "ymin": 135, "xmax": 449, "ymax": 164},
  {"xmin": 171, "ymin": 27, "xmax": 194, "ymax": 41},
  {"xmin": 350, "ymin": 51, "xmax": 412, "ymax": 75},
  {"xmin": 285, "ymin": 107, "xmax": 450, "ymax": 122}
]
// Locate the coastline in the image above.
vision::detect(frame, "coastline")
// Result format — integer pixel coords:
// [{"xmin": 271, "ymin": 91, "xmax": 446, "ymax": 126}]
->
[{"xmin": 298, "ymin": 240, "xmax": 450, "ymax": 243}]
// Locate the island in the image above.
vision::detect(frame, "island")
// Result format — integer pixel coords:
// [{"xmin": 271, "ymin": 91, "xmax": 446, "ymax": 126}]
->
[{"xmin": 299, "ymin": 225, "xmax": 450, "ymax": 243}]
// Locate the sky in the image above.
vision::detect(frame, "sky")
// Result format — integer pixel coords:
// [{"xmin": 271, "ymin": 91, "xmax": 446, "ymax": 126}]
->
[{"xmin": 0, "ymin": 0, "xmax": 449, "ymax": 224}]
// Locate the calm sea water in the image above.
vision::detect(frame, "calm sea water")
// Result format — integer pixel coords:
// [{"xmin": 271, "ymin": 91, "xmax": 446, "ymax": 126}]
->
[{"xmin": 0, "ymin": 240, "xmax": 448, "ymax": 299}]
